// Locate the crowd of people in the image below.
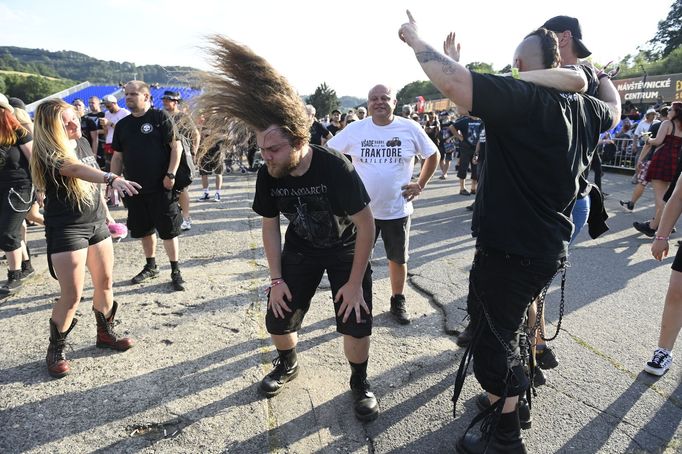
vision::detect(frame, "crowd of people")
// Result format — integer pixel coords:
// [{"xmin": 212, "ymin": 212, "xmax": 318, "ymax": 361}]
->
[{"xmin": 0, "ymin": 11, "xmax": 681, "ymax": 454}]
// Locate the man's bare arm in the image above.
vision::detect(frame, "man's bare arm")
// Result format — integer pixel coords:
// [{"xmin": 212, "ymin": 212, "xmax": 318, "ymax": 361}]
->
[{"xmin": 400, "ymin": 11, "xmax": 473, "ymax": 111}]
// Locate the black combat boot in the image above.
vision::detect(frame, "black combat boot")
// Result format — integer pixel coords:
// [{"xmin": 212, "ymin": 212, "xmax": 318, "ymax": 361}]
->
[
  {"xmin": 456, "ymin": 409, "xmax": 527, "ymax": 454},
  {"xmin": 260, "ymin": 349, "xmax": 299, "ymax": 397}
]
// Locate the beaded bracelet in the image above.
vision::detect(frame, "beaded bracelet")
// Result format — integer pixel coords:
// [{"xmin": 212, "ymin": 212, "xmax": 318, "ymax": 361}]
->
[{"xmin": 654, "ymin": 236, "xmax": 669, "ymax": 241}]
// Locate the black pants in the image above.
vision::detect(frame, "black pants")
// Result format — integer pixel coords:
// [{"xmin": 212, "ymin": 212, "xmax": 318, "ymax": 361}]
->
[
  {"xmin": 266, "ymin": 249, "xmax": 373, "ymax": 339},
  {"xmin": 467, "ymin": 247, "xmax": 562, "ymax": 397}
]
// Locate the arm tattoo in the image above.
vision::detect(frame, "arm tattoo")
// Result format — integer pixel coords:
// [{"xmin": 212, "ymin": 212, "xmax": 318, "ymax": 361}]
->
[{"xmin": 415, "ymin": 46, "xmax": 458, "ymax": 75}]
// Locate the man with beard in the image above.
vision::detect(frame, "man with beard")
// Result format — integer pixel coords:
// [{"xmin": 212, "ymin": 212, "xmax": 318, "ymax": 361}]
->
[
  {"xmin": 110, "ymin": 81, "xmax": 186, "ymax": 291},
  {"xmin": 199, "ymin": 36, "xmax": 378, "ymax": 422}
]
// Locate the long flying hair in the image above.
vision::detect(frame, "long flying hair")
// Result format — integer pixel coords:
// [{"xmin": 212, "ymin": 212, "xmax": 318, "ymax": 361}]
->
[
  {"xmin": 197, "ymin": 35, "xmax": 309, "ymax": 152},
  {"xmin": 31, "ymin": 99, "xmax": 95, "ymax": 211}
]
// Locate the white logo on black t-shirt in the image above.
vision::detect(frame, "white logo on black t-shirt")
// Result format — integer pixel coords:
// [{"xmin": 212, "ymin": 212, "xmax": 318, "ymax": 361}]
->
[{"xmin": 141, "ymin": 123, "xmax": 153, "ymax": 134}]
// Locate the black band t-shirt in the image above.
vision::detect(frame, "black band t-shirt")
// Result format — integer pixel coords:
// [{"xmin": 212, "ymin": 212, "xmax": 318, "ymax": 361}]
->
[
  {"xmin": 453, "ymin": 116, "xmax": 482, "ymax": 151},
  {"xmin": 252, "ymin": 145, "xmax": 370, "ymax": 256},
  {"xmin": 470, "ymin": 72, "xmax": 613, "ymax": 259},
  {"xmin": 85, "ymin": 111, "xmax": 105, "ymax": 144},
  {"xmin": 0, "ymin": 128, "xmax": 32, "ymax": 189},
  {"xmin": 309, "ymin": 121, "xmax": 331, "ymax": 146},
  {"xmin": 112, "ymin": 108, "xmax": 175, "ymax": 194},
  {"xmin": 44, "ymin": 137, "xmax": 104, "ymax": 227}
]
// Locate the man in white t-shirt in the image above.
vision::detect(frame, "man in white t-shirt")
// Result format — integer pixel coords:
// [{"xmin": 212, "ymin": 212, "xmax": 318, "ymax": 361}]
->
[
  {"xmin": 328, "ymin": 84, "xmax": 439, "ymax": 324},
  {"xmin": 633, "ymin": 108, "xmax": 657, "ymax": 157},
  {"xmin": 101, "ymin": 95, "xmax": 131, "ymax": 154}
]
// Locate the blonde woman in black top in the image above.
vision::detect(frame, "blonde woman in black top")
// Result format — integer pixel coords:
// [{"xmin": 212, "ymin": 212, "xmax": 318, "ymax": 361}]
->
[{"xmin": 32, "ymin": 99, "xmax": 140, "ymax": 378}]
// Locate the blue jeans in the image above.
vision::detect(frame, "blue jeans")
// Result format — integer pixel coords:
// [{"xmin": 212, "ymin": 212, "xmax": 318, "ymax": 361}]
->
[{"xmin": 570, "ymin": 196, "xmax": 591, "ymax": 244}]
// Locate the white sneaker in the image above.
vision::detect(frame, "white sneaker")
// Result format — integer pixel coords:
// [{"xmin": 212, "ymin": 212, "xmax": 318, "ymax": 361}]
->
[
  {"xmin": 213, "ymin": 192, "xmax": 221, "ymax": 202},
  {"xmin": 181, "ymin": 218, "xmax": 192, "ymax": 231},
  {"xmin": 644, "ymin": 348, "xmax": 672, "ymax": 376}
]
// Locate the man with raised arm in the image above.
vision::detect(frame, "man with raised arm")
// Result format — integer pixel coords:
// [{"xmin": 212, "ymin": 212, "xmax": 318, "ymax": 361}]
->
[{"xmin": 399, "ymin": 11, "xmax": 619, "ymax": 453}]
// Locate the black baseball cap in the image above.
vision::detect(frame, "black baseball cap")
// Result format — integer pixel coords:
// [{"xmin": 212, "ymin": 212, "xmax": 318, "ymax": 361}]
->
[
  {"xmin": 161, "ymin": 91, "xmax": 181, "ymax": 101},
  {"xmin": 543, "ymin": 15, "xmax": 591, "ymax": 58}
]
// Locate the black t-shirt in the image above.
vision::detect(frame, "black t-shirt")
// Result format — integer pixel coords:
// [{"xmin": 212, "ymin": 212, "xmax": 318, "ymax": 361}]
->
[
  {"xmin": 79, "ymin": 116, "xmax": 98, "ymax": 140},
  {"xmin": 327, "ymin": 123, "xmax": 341, "ymax": 136},
  {"xmin": 470, "ymin": 72, "xmax": 613, "ymax": 259},
  {"xmin": 454, "ymin": 116, "xmax": 482, "ymax": 151},
  {"xmin": 112, "ymin": 108, "xmax": 175, "ymax": 194},
  {"xmin": 44, "ymin": 137, "xmax": 104, "ymax": 227},
  {"xmin": 0, "ymin": 128, "xmax": 32, "ymax": 189},
  {"xmin": 309, "ymin": 121, "xmax": 331, "ymax": 146},
  {"xmin": 85, "ymin": 111, "xmax": 105, "ymax": 143},
  {"xmin": 252, "ymin": 145, "xmax": 370, "ymax": 256}
]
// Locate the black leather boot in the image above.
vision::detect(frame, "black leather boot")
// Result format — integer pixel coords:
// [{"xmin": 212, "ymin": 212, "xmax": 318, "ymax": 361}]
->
[
  {"xmin": 350, "ymin": 375, "xmax": 379, "ymax": 421},
  {"xmin": 456, "ymin": 409, "xmax": 527, "ymax": 454},
  {"xmin": 260, "ymin": 355, "xmax": 298, "ymax": 397},
  {"xmin": 476, "ymin": 392, "xmax": 532, "ymax": 429}
]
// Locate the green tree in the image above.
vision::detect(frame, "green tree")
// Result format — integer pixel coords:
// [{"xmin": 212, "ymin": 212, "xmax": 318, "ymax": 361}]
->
[
  {"xmin": 647, "ymin": 0, "xmax": 682, "ymax": 59},
  {"xmin": 307, "ymin": 82, "xmax": 340, "ymax": 117},
  {"xmin": 3, "ymin": 74, "xmax": 72, "ymax": 103},
  {"xmin": 396, "ymin": 80, "xmax": 441, "ymax": 108},
  {"xmin": 0, "ymin": 75, "xmax": 5, "ymax": 93},
  {"xmin": 466, "ymin": 62, "xmax": 495, "ymax": 74}
]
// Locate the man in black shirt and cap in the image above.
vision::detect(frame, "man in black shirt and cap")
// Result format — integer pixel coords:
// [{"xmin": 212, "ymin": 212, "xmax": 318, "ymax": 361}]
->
[{"xmin": 399, "ymin": 11, "xmax": 619, "ymax": 453}]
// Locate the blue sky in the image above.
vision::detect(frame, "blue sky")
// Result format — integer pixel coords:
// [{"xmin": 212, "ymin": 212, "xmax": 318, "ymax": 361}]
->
[{"xmin": 0, "ymin": 0, "xmax": 673, "ymax": 97}]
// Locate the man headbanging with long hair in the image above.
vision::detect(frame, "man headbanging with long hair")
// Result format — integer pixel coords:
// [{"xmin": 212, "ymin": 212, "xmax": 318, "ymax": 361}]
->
[{"xmin": 199, "ymin": 36, "xmax": 379, "ymax": 421}]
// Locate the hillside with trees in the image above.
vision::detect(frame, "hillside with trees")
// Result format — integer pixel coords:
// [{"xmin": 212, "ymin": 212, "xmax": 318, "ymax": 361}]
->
[
  {"xmin": 0, "ymin": 46, "xmax": 201, "ymax": 103},
  {"xmin": 0, "ymin": 47, "xmax": 199, "ymax": 85}
]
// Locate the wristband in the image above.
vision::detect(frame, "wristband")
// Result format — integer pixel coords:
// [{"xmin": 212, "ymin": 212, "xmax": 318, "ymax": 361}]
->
[
  {"xmin": 655, "ymin": 236, "xmax": 669, "ymax": 241},
  {"xmin": 265, "ymin": 278, "xmax": 285, "ymax": 295},
  {"xmin": 511, "ymin": 68, "xmax": 520, "ymax": 79},
  {"xmin": 270, "ymin": 277, "xmax": 282, "ymax": 281}
]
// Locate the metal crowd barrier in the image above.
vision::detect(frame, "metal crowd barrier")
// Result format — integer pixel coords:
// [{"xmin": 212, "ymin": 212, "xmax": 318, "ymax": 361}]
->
[{"xmin": 598, "ymin": 137, "xmax": 638, "ymax": 171}]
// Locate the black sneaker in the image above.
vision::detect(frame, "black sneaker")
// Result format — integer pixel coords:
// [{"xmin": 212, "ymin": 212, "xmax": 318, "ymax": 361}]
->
[
  {"xmin": 170, "ymin": 269, "xmax": 185, "ymax": 291},
  {"xmin": 389, "ymin": 294, "xmax": 410, "ymax": 325},
  {"xmin": 456, "ymin": 322, "xmax": 474, "ymax": 348},
  {"xmin": 21, "ymin": 260, "xmax": 35, "ymax": 279},
  {"xmin": 620, "ymin": 200, "xmax": 634, "ymax": 211},
  {"xmin": 0, "ymin": 270, "xmax": 23, "ymax": 296},
  {"xmin": 131, "ymin": 265, "xmax": 160, "ymax": 284},
  {"xmin": 260, "ymin": 357, "xmax": 299, "ymax": 397},
  {"xmin": 536, "ymin": 346, "xmax": 559, "ymax": 370},
  {"xmin": 476, "ymin": 392, "xmax": 532, "ymax": 430},
  {"xmin": 465, "ymin": 203, "xmax": 475, "ymax": 211},
  {"xmin": 350, "ymin": 376, "xmax": 379, "ymax": 422},
  {"xmin": 633, "ymin": 221, "xmax": 656, "ymax": 237}
]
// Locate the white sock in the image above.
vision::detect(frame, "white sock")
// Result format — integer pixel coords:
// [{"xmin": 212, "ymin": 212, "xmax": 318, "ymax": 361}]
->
[{"xmin": 203, "ymin": 188, "xmax": 209, "ymax": 194}]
